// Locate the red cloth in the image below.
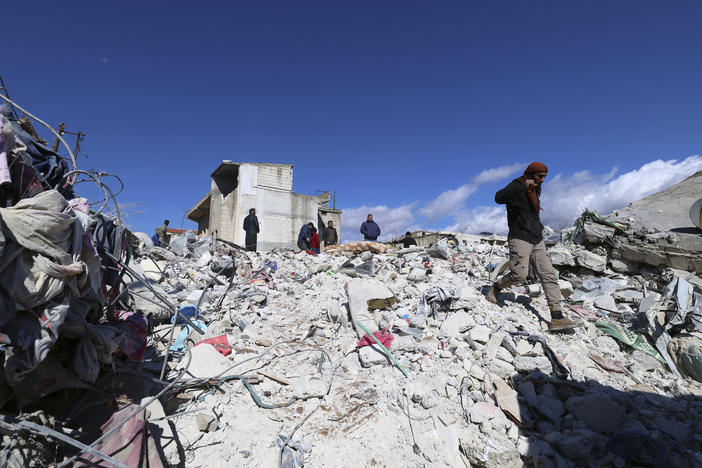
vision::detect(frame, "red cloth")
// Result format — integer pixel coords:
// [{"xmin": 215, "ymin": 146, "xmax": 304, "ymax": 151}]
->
[
  {"xmin": 357, "ymin": 327, "xmax": 394, "ymax": 349},
  {"xmin": 524, "ymin": 161, "xmax": 548, "ymax": 175},
  {"xmin": 520, "ymin": 162, "xmax": 548, "ymax": 212},
  {"xmin": 195, "ymin": 334, "xmax": 232, "ymax": 356},
  {"xmin": 310, "ymin": 232, "xmax": 320, "ymax": 249}
]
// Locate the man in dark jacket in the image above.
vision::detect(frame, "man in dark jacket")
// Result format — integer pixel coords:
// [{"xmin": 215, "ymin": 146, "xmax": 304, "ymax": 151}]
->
[
  {"xmin": 297, "ymin": 222, "xmax": 313, "ymax": 251},
  {"xmin": 402, "ymin": 231, "xmax": 417, "ymax": 248},
  {"xmin": 486, "ymin": 162, "xmax": 582, "ymax": 332},
  {"xmin": 360, "ymin": 214, "xmax": 381, "ymax": 241},
  {"xmin": 242, "ymin": 208, "xmax": 260, "ymax": 252},
  {"xmin": 323, "ymin": 220, "xmax": 338, "ymax": 246}
]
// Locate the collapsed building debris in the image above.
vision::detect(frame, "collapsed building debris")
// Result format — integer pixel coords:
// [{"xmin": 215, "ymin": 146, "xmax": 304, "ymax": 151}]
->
[{"xmin": 0, "ymin": 89, "xmax": 701, "ymax": 467}]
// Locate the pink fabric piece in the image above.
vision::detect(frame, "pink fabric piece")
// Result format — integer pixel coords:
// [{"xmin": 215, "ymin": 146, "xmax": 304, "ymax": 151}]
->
[
  {"xmin": 68, "ymin": 197, "xmax": 91, "ymax": 214},
  {"xmin": 357, "ymin": 327, "xmax": 394, "ymax": 349},
  {"xmin": 113, "ymin": 311, "xmax": 147, "ymax": 361},
  {"xmin": 0, "ymin": 119, "xmax": 11, "ymax": 186}
]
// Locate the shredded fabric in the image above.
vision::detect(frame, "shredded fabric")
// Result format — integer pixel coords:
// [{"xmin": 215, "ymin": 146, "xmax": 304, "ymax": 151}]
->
[{"xmin": 357, "ymin": 327, "xmax": 394, "ymax": 349}]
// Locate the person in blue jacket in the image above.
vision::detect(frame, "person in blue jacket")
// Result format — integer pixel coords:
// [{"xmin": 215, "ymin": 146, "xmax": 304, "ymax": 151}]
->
[
  {"xmin": 360, "ymin": 214, "xmax": 381, "ymax": 241},
  {"xmin": 297, "ymin": 222, "xmax": 313, "ymax": 251}
]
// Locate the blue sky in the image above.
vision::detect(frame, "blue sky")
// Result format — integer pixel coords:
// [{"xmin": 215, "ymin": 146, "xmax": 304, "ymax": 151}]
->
[{"xmin": 3, "ymin": 1, "xmax": 702, "ymax": 241}]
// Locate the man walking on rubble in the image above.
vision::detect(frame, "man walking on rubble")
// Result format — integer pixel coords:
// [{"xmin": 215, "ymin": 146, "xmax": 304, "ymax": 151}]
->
[
  {"xmin": 323, "ymin": 220, "xmax": 338, "ymax": 246},
  {"xmin": 360, "ymin": 214, "xmax": 381, "ymax": 241},
  {"xmin": 298, "ymin": 222, "xmax": 314, "ymax": 251},
  {"xmin": 155, "ymin": 219, "xmax": 170, "ymax": 247},
  {"xmin": 486, "ymin": 162, "xmax": 582, "ymax": 332},
  {"xmin": 243, "ymin": 208, "xmax": 260, "ymax": 252}
]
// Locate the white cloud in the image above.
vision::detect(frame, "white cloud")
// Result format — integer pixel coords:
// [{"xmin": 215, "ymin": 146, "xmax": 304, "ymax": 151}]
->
[
  {"xmin": 473, "ymin": 162, "xmax": 525, "ymax": 185},
  {"xmin": 340, "ymin": 155, "xmax": 702, "ymax": 241},
  {"xmin": 100, "ymin": 58, "xmax": 109, "ymax": 64},
  {"xmin": 419, "ymin": 162, "xmax": 523, "ymax": 221},
  {"xmin": 539, "ymin": 156, "xmax": 702, "ymax": 229},
  {"xmin": 341, "ymin": 203, "xmax": 418, "ymax": 242},
  {"xmin": 444, "ymin": 206, "xmax": 508, "ymax": 235}
]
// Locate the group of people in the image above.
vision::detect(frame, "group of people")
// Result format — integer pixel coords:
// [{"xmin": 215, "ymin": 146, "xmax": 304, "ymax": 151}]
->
[
  {"xmin": 158, "ymin": 162, "xmax": 580, "ymax": 332},
  {"xmin": 241, "ymin": 207, "xmax": 340, "ymax": 255},
  {"xmin": 297, "ymin": 220, "xmax": 338, "ymax": 253}
]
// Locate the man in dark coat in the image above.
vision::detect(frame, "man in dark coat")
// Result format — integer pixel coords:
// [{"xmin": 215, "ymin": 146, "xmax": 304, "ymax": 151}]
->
[
  {"xmin": 242, "ymin": 208, "xmax": 260, "ymax": 252},
  {"xmin": 402, "ymin": 231, "xmax": 417, "ymax": 248},
  {"xmin": 486, "ymin": 162, "xmax": 582, "ymax": 332},
  {"xmin": 360, "ymin": 214, "xmax": 381, "ymax": 241},
  {"xmin": 323, "ymin": 220, "xmax": 338, "ymax": 246}
]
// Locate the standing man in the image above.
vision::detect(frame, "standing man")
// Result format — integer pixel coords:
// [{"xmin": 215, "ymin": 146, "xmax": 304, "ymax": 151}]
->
[
  {"xmin": 155, "ymin": 219, "xmax": 170, "ymax": 247},
  {"xmin": 243, "ymin": 208, "xmax": 260, "ymax": 252},
  {"xmin": 360, "ymin": 214, "xmax": 381, "ymax": 241},
  {"xmin": 486, "ymin": 162, "xmax": 582, "ymax": 332},
  {"xmin": 323, "ymin": 220, "xmax": 338, "ymax": 246},
  {"xmin": 297, "ymin": 222, "xmax": 313, "ymax": 251},
  {"xmin": 402, "ymin": 231, "xmax": 417, "ymax": 248}
]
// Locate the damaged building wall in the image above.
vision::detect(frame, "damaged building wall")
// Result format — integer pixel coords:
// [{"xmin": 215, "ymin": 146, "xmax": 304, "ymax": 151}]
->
[
  {"xmin": 187, "ymin": 161, "xmax": 341, "ymax": 250},
  {"xmin": 595, "ymin": 171, "xmax": 702, "ymax": 274}
]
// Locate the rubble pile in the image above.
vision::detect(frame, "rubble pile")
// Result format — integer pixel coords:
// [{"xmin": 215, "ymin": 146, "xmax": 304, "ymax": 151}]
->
[
  {"xmin": 130, "ymin": 222, "xmax": 701, "ymax": 467},
  {"xmin": 0, "ymin": 94, "xmax": 700, "ymax": 467}
]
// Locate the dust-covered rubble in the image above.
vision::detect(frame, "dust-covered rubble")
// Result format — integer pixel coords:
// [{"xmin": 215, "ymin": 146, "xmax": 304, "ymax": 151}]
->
[{"xmin": 135, "ymin": 221, "xmax": 702, "ymax": 468}]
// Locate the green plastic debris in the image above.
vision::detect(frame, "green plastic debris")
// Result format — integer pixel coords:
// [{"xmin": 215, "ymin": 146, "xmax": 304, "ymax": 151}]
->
[
  {"xmin": 356, "ymin": 321, "xmax": 408, "ymax": 377},
  {"xmin": 595, "ymin": 321, "xmax": 665, "ymax": 363}
]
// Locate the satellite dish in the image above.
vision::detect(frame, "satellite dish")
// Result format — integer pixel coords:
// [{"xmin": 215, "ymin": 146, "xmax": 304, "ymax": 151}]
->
[{"xmin": 691, "ymin": 198, "xmax": 702, "ymax": 229}]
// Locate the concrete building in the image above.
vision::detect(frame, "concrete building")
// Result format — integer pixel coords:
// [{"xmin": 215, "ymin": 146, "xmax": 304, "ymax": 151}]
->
[{"xmin": 187, "ymin": 161, "xmax": 341, "ymax": 250}]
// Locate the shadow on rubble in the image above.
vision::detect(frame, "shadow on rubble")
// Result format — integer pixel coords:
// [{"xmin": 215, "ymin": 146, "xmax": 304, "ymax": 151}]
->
[
  {"xmin": 670, "ymin": 227, "xmax": 702, "ymax": 235},
  {"xmin": 507, "ymin": 370, "xmax": 701, "ymax": 468}
]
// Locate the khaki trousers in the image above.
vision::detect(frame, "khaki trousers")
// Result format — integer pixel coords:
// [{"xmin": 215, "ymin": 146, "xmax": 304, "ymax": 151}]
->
[{"xmin": 497, "ymin": 238, "xmax": 561, "ymax": 312}]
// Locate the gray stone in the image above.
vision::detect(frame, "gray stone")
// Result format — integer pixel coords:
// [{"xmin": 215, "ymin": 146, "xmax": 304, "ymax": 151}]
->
[
  {"xmin": 487, "ymin": 359, "xmax": 515, "ymax": 378},
  {"xmin": 516, "ymin": 340, "xmax": 534, "ymax": 356},
  {"xmin": 558, "ymin": 280, "xmax": 573, "ymax": 300},
  {"xmin": 514, "ymin": 356, "xmax": 553, "ymax": 374},
  {"xmin": 496, "ymin": 347, "xmax": 513, "ymax": 362},
  {"xmin": 582, "ymin": 221, "xmax": 616, "ymax": 244},
  {"xmin": 358, "ymin": 346, "xmax": 389, "ymax": 367},
  {"xmin": 568, "ymin": 396, "xmax": 624, "ymax": 434},
  {"xmin": 440, "ymin": 310, "xmax": 476, "ymax": 338},
  {"xmin": 196, "ymin": 412, "xmax": 218, "ymax": 432},
  {"xmin": 469, "ymin": 325, "xmax": 491, "ymax": 343},
  {"xmin": 175, "ymin": 343, "xmax": 232, "ymax": 380},
  {"xmin": 548, "ymin": 246, "xmax": 576, "ymax": 266},
  {"xmin": 469, "ymin": 401, "xmax": 501, "ymax": 424},
  {"xmin": 459, "ymin": 425, "xmax": 521, "ymax": 468},
  {"xmin": 407, "ymin": 268, "xmax": 427, "ymax": 282},
  {"xmin": 484, "ymin": 332, "xmax": 506, "ymax": 360},
  {"xmin": 576, "ymin": 250, "xmax": 607, "ymax": 272},
  {"xmin": 393, "ymin": 334, "xmax": 418, "ymax": 352},
  {"xmin": 612, "ymin": 288, "xmax": 644, "ymax": 303}
]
